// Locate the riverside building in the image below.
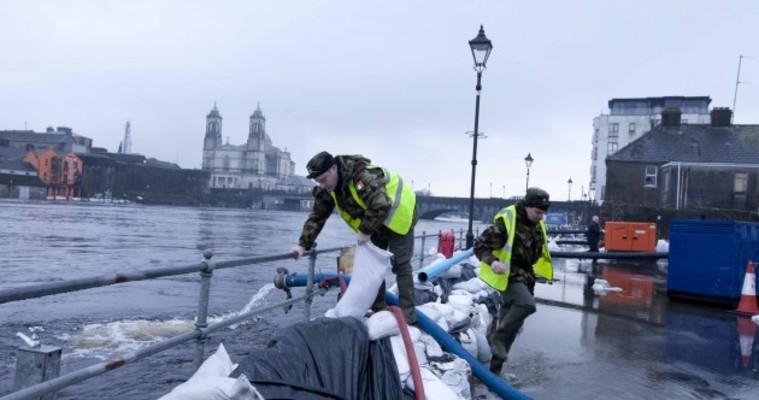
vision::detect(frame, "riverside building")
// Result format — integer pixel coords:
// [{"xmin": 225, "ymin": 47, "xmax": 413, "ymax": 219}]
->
[{"xmin": 590, "ymin": 96, "xmax": 712, "ymax": 201}]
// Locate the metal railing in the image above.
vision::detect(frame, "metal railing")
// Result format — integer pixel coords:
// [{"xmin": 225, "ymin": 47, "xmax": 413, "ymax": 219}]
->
[{"xmin": 0, "ymin": 230, "xmax": 459, "ymax": 400}]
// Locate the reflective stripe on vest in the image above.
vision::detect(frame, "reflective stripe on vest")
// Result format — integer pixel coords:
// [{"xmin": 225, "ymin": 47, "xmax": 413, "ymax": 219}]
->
[
  {"xmin": 330, "ymin": 166, "xmax": 415, "ymax": 235},
  {"xmin": 479, "ymin": 205, "xmax": 553, "ymax": 291}
]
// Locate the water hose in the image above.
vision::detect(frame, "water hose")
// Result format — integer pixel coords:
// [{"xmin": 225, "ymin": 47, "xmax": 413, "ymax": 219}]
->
[{"xmin": 416, "ymin": 248, "xmax": 474, "ymax": 283}]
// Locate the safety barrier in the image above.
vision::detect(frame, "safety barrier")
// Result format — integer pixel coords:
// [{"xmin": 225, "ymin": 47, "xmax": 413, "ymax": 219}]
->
[{"xmin": 0, "ymin": 230, "xmax": 470, "ymax": 400}]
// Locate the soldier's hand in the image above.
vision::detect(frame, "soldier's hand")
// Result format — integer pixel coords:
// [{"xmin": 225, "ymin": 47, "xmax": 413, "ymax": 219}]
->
[
  {"xmin": 491, "ymin": 260, "xmax": 508, "ymax": 275},
  {"xmin": 290, "ymin": 245, "xmax": 305, "ymax": 260},
  {"xmin": 356, "ymin": 232, "xmax": 371, "ymax": 245}
]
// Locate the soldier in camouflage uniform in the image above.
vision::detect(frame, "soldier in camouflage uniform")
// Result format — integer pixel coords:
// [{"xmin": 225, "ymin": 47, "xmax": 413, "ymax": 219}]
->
[
  {"xmin": 474, "ymin": 187, "xmax": 553, "ymax": 374},
  {"xmin": 290, "ymin": 151, "xmax": 418, "ymax": 325}
]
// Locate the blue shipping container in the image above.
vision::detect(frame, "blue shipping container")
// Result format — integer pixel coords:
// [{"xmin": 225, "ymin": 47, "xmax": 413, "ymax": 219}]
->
[{"xmin": 667, "ymin": 219, "xmax": 759, "ymax": 306}]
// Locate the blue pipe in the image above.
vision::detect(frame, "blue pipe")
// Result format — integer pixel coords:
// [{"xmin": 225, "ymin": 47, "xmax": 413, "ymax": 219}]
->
[
  {"xmin": 416, "ymin": 248, "xmax": 474, "ymax": 283},
  {"xmin": 285, "ymin": 273, "xmax": 531, "ymax": 399}
]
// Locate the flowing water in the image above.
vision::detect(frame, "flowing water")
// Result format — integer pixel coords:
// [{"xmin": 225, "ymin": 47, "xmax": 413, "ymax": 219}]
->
[{"xmin": 1, "ymin": 200, "xmax": 757, "ymax": 399}]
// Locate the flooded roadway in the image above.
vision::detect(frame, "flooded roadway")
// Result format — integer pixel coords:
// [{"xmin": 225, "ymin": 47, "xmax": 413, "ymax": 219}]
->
[{"xmin": 481, "ymin": 257, "xmax": 759, "ymax": 400}]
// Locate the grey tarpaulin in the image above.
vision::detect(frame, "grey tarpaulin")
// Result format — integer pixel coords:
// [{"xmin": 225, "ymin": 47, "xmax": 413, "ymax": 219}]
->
[{"xmin": 236, "ymin": 317, "xmax": 410, "ymax": 400}]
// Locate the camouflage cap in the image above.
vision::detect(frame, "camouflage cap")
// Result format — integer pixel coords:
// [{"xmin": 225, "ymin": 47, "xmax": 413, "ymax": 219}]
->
[
  {"xmin": 524, "ymin": 187, "xmax": 550, "ymax": 210},
  {"xmin": 306, "ymin": 151, "xmax": 336, "ymax": 179}
]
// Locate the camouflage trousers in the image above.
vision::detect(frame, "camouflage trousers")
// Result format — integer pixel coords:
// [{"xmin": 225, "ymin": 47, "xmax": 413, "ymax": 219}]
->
[
  {"xmin": 370, "ymin": 226, "xmax": 417, "ymax": 325},
  {"xmin": 487, "ymin": 281, "xmax": 537, "ymax": 362}
]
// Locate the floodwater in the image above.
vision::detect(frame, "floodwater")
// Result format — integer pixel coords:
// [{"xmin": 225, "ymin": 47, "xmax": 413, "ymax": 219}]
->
[{"xmin": 0, "ymin": 200, "xmax": 757, "ymax": 399}]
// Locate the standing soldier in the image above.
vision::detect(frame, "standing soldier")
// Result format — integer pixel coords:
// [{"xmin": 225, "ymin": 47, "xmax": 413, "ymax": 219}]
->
[
  {"xmin": 475, "ymin": 187, "xmax": 554, "ymax": 374},
  {"xmin": 290, "ymin": 151, "xmax": 418, "ymax": 325}
]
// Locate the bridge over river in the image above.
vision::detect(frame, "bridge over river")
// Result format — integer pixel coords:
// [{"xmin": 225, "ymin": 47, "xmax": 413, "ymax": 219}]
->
[
  {"xmin": 278, "ymin": 192, "xmax": 597, "ymax": 224},
  {"xmin": 415, "ymin": 195, "xmax": 596, "ymax": 223}
]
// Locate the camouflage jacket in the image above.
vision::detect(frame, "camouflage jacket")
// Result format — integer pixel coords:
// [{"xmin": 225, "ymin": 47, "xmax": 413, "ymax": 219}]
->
[
  {"xmin": 298, "ymin": 155, "xmax": 403, "ymax": 250},
  {"xmin": 474, "ymin": 202, "xmax": 545, "ymax": 286}
]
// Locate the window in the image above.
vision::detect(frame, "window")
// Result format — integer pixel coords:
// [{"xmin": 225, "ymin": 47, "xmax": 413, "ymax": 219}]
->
[
  {"xmin": 628, "ymin": 122, "xmax": 636, "ymax": 134},
  {"xmin": 609, "ymin": 123, "xmax": 619, "ymax": 138},
  {"xmin": 223, "ymin": 155, "xmax": 230, "ymax": 171},
  {"xmin": 735, "ymin": 172, "xmax": 748, "ymax": 194},
  {"xmin": 645, "ymin": 166, "xmax": 657, "ymax": 187},
  {"xmin": 607, "ymin": 142, "xmax": 618, "ymax": 155}
]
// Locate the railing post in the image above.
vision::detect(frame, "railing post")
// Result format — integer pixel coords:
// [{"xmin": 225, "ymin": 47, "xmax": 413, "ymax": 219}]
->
[
  {"xmin": 13, "ymin": 327, "xmax": 61, "ymax": 400},
  {"xmin": 304, "ymin": 243, "xmax": 317, "ymax": 321},
  {"xmin": 193, "ymin": 249, "xmax": 214, "ymax": 371},
  {"xmin": 419, "ymin": 231, "xmax": 426, "ymax": 268}
]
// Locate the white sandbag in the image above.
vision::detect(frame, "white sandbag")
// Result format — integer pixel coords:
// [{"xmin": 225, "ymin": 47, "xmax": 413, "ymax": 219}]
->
[
  {"xmin": 193, "ymin": 343, "xmax": 237, "ymax": 379},
  {"xmin": 159, "ymin": 375, "xmax": 261, "ymax": 400},
  {"xmin": 656, "ymin": 239, "xmax": 669, "ymax": 253},
  {"xmin": 475, "ymin": 303, "xmax": 491, "ymax": 329},
  {"xmin": 413, "ymin": 341, "xmax": 429, "ymax": 367},
  {"xmin": 159, "ymin": 344, "xmax": 263, "ymax": 400},
  {"xmin": 437, "ymin": 263, "xmax": 463, "ymax": 280},
  {"xmin": 446, "ymin": 308, "xmax": 469, "ymax": 327},
  {"xmin": 447, "ymin": 294, "xmax": 473, "ymax": 314},
  {"xmin": 390, "ymin": 335, "xmax": 411, "ymax": 382},
  {"xmin": 407, "ymin": 325, "xmax": 422, "ymax": 343},
  {"xmin": 405, "ymin": 366, "xmax": 462, "ymax": 400},
  {"xmin": 449, "ymin": 289, "xmax": 472, "ymax": 298},
  {"xmin": 452, "ymin": 277, "xmax": 487, "ymax": 293},
  {"xmin": 365, "ymin": 310, "xmax": 400, "ymax": 340},
  {"xmin": 473, "ymin": 327, "xmax": 491, "ymax": 363},
  {"xmin": 458, "ymin": 329, "xmax": 478, "ymax": 359},
  {"xmin": 430, "ymin": 303, "xmax": 455, "ymax": 318},
  {"xmin": 439, "ymin": 358, "xmax": 472, "ymax": 399},
  {"xmin": 464, "ymin": 254, "xmax": 480, "ymax": 268},
  {"xmin": 417, "ymin": 304, "xmax": 442, "ymax": 322},
  {"xmin": 436, "ymin": 317, "xmax": 450, "ymax": 332},
  {"xmin": 472, "ymin": 289, "xmax": 490, "ymax": 303},
  {"xmin": 419, "ymin": 333, "xmax": 445, "ymax": 359},
  {"xmin": 325, "ymin": 242, "xmax": 392, "ymax": 319}
]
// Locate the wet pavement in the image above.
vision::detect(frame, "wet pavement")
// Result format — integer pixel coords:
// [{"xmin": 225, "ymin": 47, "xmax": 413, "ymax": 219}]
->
[{"xmin": 475, "ymin": 257, "xmax": 759, "ymax": 399}]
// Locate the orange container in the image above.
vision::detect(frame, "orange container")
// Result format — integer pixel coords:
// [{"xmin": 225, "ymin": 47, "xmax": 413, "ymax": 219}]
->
[{"xmin": 604, "ymin": 222, "xmax": 657, "ymax": 252}]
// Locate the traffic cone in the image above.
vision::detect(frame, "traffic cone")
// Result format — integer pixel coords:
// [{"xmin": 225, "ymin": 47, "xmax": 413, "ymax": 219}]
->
[
  {"xmin": 736, "ymin": 317, "xmax": 756, "ymax": 368},
  {"xmin": 735, "ymin": 261, "xmax": 759, "ymax": 316}
]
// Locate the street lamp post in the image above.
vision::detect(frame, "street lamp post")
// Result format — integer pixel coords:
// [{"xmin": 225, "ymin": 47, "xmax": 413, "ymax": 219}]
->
[
  {"xmin": 567, "ymin": 177, "xmax": 573, "ymax": 201},
  {"xmin": 524, "ymin": 153, "xmax": 533, "ymax": 193},
  {"xmin": 465, "ymin": 25, "xmax": 493, "ymax": 249}
]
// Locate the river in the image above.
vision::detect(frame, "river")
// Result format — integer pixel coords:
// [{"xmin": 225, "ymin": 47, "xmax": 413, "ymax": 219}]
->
[{"xmin": 1, "ymin": 200, "xmax": 758, "ymax": 400}]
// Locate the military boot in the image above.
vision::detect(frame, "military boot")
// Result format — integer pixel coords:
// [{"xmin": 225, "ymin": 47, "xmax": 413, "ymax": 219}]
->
[{"xmin": 489, "ymin": 357, "xmax": 505, "ymax": 375}]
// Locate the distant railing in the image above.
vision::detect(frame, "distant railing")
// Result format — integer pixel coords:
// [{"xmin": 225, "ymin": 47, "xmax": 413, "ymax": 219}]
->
[{"xmin": 0, "ymin": 230, "xmax": 460, "ymax": 400}]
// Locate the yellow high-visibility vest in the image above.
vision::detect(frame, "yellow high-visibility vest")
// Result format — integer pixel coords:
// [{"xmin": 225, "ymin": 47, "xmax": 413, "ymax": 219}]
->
[
  {"xmin": 479, "ymin": 205, "xmax": 553, "ymax": 291},
  {"xmin": 330, "ymin": 166, "xmax": 415, "ymax": 235}
]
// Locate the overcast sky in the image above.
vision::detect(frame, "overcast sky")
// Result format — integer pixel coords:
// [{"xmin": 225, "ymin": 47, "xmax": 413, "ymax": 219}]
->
[{"xmin": 2, "ymin": 1, "xmax": 758, "ymax": 199}]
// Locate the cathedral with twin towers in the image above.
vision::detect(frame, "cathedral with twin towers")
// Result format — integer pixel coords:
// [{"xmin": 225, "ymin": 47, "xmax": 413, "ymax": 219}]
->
[{"xmin": 202, "ymin": 103, "xmax": 296, "ymax": 190}]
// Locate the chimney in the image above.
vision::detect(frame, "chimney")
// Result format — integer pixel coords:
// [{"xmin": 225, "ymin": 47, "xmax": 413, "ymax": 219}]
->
[
  {"xmin": 661, "ymin": 107, "xmax": 682, "ymax": 127},
  {"xmin": 710, "ymin": 107, "xmax": 732, "ymax": 127},
  {"xmin": 46, "ymin": 126, "xmax": 54, "ymax": 133}
]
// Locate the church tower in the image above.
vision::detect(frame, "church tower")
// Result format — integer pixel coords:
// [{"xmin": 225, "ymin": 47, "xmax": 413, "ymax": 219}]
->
[
  {"xmin": 246, "ymin": 103, "xmax": 266, "ymax": 152},
  {"xmin": 203, "ymin": 103, "xmax": 223, "ymax": 170}
]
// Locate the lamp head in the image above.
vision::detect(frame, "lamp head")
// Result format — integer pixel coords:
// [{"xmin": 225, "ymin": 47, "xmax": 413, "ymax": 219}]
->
[
  {"xmin": 469, "ymin": 25, "xmax": 493, "ymax": 72},
  {"xmin": 524, "ymin": 152, "xmax": 533, "ymax": 168}
]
